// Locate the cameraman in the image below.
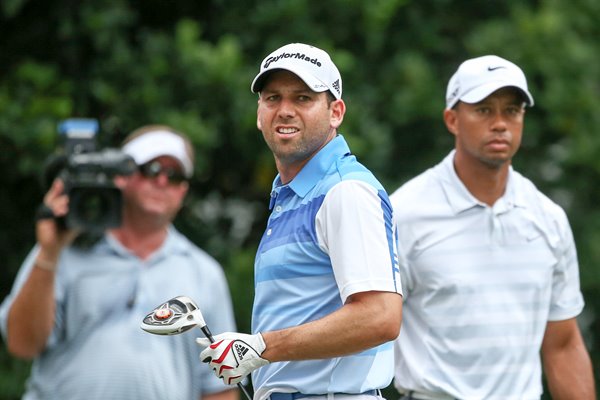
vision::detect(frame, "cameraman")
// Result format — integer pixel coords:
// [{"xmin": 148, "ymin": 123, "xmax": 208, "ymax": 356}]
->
[{"xmin": 0, "ymin": 125, "xmax": 239, "ymax": 400}]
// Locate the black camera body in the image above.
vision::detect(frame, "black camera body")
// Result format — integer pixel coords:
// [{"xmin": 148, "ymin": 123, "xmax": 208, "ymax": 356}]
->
[{"xmin": 45, "ymin": 119, "xmax": 137, "ymax": 232}]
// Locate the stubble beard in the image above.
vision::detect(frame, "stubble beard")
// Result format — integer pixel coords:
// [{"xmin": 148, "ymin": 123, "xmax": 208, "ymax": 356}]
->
[
  {"xmin": 270, "ymin": 140, "xmax": 312, "ymax": 166},
  {"xmin": 267, "ymin": 129, "xmax": 333, "ymax": 168},
  {"xmin": 477, "ymin": 151, "xmax": 513, "ymax": 170}
]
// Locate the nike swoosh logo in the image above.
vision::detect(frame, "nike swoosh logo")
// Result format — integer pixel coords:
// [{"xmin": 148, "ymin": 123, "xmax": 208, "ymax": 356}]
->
[{"xmin": 487, "ymin": 66, "xmax": 506, "ymax": 71}]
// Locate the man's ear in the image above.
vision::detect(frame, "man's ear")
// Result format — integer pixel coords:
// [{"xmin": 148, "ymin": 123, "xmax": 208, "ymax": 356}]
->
[
  {"xmin": 114, "ymin": 175, "xmax": 129, "ymax": 189},
  {"xmin": 180, "ymin": 181, "xmax": 189, "ymax": 196},
  {"xmin": 257, "ymin": 97, "xmax": 263, "ymax": 131},
  {"xmin": 330, "ymin": 99, "xmax": 346, "ymax": 129},
  {"xmin": 443, "ymin": 108, "xmax": 459, "ymax": 137}
]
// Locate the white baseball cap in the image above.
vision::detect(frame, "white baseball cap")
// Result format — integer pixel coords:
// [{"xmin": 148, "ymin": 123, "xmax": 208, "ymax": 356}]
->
[
  {"xmin": 445, "ymin": 55, "xmax": 534, "ymax": 109},
  {"xmin": 251, "ymin": 43, "xmax": 342, "ymax": 99},
  {"xmin": 122, "ymin": 130, "xmax": 193, "ymax": 178}
]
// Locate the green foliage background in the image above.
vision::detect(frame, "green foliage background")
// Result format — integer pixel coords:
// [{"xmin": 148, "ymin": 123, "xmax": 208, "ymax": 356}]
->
[{"xmin": 0, "ymin": 0, "xmax": 598, "ymax": 398}]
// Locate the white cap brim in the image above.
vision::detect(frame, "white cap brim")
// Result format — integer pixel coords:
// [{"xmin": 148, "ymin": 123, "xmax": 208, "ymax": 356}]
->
[
  {"xmin": 460, "ymin": 81, "xmax": 534, "ymax": 107},
  {"xmin": 122, "ymin": 131, "xmax": 193, "ymax": 178}
]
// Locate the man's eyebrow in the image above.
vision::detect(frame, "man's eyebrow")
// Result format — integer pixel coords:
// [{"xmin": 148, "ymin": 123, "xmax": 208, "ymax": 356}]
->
[{"xmin": 262, "ymin": 88, "xmax": 313, "ymax": 95}]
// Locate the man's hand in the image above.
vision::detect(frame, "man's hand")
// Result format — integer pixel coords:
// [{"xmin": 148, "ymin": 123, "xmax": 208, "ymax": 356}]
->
[
  {"xmin": 196, "ymin": 332, "xmax": 269, "ymax": 385},
  {"xmin": 37, "ymin": 179, "xmax": 79, "ymax": 251},
  {"xmin": 34, "ymin": 179, "xmax": 79, "ymax": 272}
]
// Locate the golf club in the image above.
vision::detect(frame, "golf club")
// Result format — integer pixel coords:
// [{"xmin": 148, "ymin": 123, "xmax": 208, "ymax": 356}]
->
[{"xmin": 141, "ymin": 295, "xmax": 252, "ymax": 400}]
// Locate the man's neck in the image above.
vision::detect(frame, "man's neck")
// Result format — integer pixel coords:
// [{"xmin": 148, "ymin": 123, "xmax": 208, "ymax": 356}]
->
[
  {"xmin": 110, "ymin": 222, "xmax": 168, "ymax": 261},
  {"xmin": 276, "ymin": 160, "xmax": 306, "ymax": 185},
  {"xmin": 453, "ymin": 154, "xmax": 510, "ymax": 207}
]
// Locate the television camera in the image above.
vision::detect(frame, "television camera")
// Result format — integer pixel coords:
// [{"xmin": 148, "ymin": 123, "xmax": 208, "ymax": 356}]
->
[{"xmin": 43, "ymin": 118, "xmax": 137, "ymax": 232}]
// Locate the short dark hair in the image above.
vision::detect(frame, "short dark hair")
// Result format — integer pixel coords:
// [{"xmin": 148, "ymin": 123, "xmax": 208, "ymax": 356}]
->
[{"xmin": 326, "ymin": 91, "xmax": 336, "ymax": 106}]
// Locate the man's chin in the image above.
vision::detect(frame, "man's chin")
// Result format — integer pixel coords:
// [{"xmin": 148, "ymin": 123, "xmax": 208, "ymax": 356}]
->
[
  {"xmin": 482, "ymin": 155, "xmax": 511, "ymax": 169},
  {"xmin": 141, "ymin": 206, "xmax": 174, "ymax": 219}
]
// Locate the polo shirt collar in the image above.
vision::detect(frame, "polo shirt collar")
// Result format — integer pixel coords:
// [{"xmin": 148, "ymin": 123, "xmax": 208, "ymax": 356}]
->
[
  {"xmin": 439, "ymin": 150, "xmax": 526, "ymax": 214},
  {"xmin": 270, "ymin": 135, "xmax": 351, "ymax": 199}
]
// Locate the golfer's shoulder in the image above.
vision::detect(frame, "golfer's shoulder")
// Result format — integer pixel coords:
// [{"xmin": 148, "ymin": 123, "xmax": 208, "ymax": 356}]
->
[
  {"xmin": 390, "ymin": 167, "xmax": 440, "ymax": 210},
  {"xmin": 513, "ymin": 170, "xmax": 567, "ymax": 220}
]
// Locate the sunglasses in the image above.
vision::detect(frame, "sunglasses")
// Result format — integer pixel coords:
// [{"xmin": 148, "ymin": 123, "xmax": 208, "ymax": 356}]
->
[{"xmin": 138, "ymin": 160, "xmax": 187, "ymax": 185}]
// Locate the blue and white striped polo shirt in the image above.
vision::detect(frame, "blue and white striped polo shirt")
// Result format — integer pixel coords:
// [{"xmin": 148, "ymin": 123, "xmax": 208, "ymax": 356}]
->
[
  {"xmin": 252, "ymin": 135, "xmax": 401, "ymax": 399},
  {"xmin": 391, "ymin": 150, "xmax": 585, "ymax": 399}
]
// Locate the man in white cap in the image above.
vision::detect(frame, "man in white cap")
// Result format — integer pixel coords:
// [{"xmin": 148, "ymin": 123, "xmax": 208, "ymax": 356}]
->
[
  {"xmin": 0, "ymin": 125, "xmax": 239, "ymax": 400},
  {"xmin": 390, "ymin": 55, "xmax": 596, "ymax": 399},
  {"xmin": 196, "ymin": 43, "xmax": 403, "ymax": 400}
]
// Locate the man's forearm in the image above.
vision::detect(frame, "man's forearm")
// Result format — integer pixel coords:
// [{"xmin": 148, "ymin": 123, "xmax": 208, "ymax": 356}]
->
[
  {"xmin": 6, "ymin": 257, "xmax": 57, "ymax": 359},
  {"xmin": 202, "ymin": 388, "xmax": 239, "ymax": 400},
  {"xmin": 543, "ymin": 319, "xmax": 596, "ymax": 400},
  {"xmin": 261, "ymin": 291, "xmax": 402, "ymax": 362},
  {"xmin": 545, "ymin": 345, "xmax": 595, "ymax": 400}
]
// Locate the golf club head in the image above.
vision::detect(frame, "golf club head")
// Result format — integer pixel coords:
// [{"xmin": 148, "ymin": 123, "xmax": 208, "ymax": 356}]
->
[{"xmin": 140, "ymin": 295, "xmax": 207, "ymax": 335}]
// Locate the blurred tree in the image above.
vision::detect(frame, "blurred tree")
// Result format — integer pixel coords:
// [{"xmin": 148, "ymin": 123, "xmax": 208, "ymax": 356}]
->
[{"xmin": 0, "ymin": 0, "xmax": 598, "ymax": 398}]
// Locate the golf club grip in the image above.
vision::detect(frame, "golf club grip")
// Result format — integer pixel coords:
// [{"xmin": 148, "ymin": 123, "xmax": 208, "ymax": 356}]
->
[
  {"xmin": 200, "ymin": 325, "xmax": 252, "ymax": 400},
  {"xmin": 201, "ymin": 326, "xmax": 215, "ymax": 343}
]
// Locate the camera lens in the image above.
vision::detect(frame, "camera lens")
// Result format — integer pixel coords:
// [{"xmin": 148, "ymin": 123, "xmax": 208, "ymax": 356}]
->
[
  {"xmin": 68, "ymin": 186, "xmax": 122, "ymax": 232},
  {"xmin": 76, "ymin": 190, "xmax": 110, "ymax": 223}
]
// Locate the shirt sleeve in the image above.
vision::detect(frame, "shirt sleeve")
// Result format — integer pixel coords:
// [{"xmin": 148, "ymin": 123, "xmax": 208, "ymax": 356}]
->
[
  {"xmin": 315, "ymin": 180, "xmax": 401, "ymax": 303},
  {"xmin": 548, "ymin": 209, "xmax": 585, "ymax": 321}
]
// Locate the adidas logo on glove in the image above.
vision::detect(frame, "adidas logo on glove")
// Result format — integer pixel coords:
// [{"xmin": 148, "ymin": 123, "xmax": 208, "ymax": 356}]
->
[{"xmin": 235, "ymin": 343, "xmax": 250, "ymax": 360}]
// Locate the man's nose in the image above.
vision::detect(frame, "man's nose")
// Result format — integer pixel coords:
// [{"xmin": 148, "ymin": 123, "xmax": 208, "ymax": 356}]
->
[
  {"xmin": 490, "ymin": 109, "xmax": 508, "ymax": 131},
  {"xmin": 277, "ymin": 98, "xmax": 296, "ymax": 118}
]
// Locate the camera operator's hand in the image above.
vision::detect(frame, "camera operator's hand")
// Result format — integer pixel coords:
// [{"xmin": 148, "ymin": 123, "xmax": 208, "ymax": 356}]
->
[{"xmin": 34, "ymin": 179, "xmax": 80, "ymax": 271}]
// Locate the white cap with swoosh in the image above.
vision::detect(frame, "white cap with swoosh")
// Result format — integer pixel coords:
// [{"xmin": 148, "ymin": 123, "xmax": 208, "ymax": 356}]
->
[{"xmin": 445, "ymin": 55, "xmax": 534, "ymax": 109}]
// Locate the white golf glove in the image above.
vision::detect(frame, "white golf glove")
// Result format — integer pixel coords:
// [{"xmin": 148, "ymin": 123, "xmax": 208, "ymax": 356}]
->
[{"xmin": 196, "ymin": 332, "xmax": 269, "ymax": 385}]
